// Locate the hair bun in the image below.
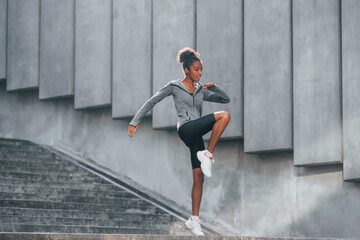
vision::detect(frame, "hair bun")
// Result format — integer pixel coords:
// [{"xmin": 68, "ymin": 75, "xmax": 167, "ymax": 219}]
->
[{"xmin": 177, "ymin": 47, "xmax": 200, "ymax": 63}]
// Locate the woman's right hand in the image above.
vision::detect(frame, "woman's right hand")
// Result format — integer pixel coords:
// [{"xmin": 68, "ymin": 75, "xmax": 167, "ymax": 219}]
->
[{"xmin": 128, "ymin": 125, "xmax": 139, "ymax": 137}]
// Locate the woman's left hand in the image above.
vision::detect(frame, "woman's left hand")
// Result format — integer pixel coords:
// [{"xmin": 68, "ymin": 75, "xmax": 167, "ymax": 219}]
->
[{"xmin": 202, "ymin": 83, "xmax": 214, "ymax": 90}]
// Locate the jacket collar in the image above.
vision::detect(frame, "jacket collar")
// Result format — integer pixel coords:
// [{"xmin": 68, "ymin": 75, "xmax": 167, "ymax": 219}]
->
[{"xmin": 171, "ymin": 79, "xmax": 202, "ymax": 95}]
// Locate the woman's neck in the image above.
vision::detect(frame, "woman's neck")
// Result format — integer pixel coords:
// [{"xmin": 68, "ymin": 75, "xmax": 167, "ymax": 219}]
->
[
  {"xmin": 181, "ymin": 76, "xmax": 196, "ymax": 93},
  {"xmin": 182, "ymin": 76, "xmax": 194, "ymax": 85}
]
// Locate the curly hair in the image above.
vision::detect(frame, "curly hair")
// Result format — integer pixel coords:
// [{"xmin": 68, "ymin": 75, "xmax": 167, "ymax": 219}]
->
[{"xmin": 176, "ymin": 47, "xmax": 201, "ymax": 72}]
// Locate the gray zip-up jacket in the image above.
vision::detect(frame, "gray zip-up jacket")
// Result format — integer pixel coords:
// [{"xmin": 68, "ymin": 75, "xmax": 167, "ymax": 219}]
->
[{"xmin": 129, "ymin": 79, "xmax": 230, "ymax": 131}]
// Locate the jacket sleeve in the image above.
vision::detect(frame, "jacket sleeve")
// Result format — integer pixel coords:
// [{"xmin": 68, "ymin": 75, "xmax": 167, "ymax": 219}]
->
[
  {"xmin": 203, "ymin": 84, "xmax": 230, "ymax": 103},
  {"xmin": 129, "ymin": 82, "xmax": 172, "ymax": 126}
]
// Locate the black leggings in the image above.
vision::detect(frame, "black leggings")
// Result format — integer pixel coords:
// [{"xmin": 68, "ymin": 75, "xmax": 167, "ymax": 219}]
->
[{"xmin": 178, "ymin": 113, "xmax": 216, "ymax": 169}]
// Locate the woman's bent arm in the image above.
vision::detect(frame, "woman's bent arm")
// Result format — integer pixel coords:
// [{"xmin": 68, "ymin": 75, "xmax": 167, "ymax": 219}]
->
[{"xmin": 203, "ymin": 84, "xmax": 230, "ymax": 103}]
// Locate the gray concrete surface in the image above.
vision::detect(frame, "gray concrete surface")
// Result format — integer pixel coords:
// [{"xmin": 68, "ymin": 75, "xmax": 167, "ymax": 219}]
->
[
  {"xmin": 293, "ymin": 0, "xmax": 342, "ymax": 166},
  {"xmin": 342, "ymin": 0, "xmax": 360, "ymax": 181},
  {"xmin": 112, "ymin": 0, "xmax": 151, "ymax": 119},
  {"xmin": 7, "ymin": 0, "xmax": 40, "ymax": 91},
  {"xmin": 197, "ymin": 0, "xmax": 243, "ymax": 140},
  {"xmin": 1, "ymin": 233, "xmax": 360, "ymax": 240},
  {"xmin": 2, "ymin": 81, "xmax": 360, "ymax": 238},
  {"xmin": 244, "ymin": 0, "xmax": 292, "ymax": 153},
  {"xmin": 74, "ymin": 0, "xmax": 111, "ymax": 109},
  {"xmin": 2, "ymin": 0, "xmax": 360, "ymax": 238},
  {"xmin": 0, "ymin": 0, "xmax": 6, "ymax": 80},
  {"xmin": 39, "ymin": 0, "xmax": 74, "ymax": 100},
  {"xmin": 0, "ymin": 138, "xmax": 188, "ymax": 235},
  {"xmin": 152, "ymin": 0, "xmax": 195, "ymax": 129}
]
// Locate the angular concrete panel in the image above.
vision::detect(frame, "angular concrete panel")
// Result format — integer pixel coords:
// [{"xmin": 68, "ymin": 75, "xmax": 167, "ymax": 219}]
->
[
  {"xmin": 40, "ymin": 0, "xmax": 74, "ymax": 100},
  {"xmin": 0, "ymin": 0, "xmax": 6, "ymax": 81},
  {"xmin": 293, "ymin": 0, "xmax": 341, "ymax": 165},
  {"xmin": 7, "ymin": 0, "xmax": 40, "ymax": 91},
  {"xmin": 197, "ymin": 0, "xmax": 243, "ymax": 139},
  {"xmin": 152, "ymin": 0, "xmax": 195, "ymax": 129},
  {"xmin": 342, "ymin": 0, "xmax": 360, "ymax": 181},
  {"xmin": 112, "ymin": 0, "xmax": 151, "ymax": 118},
  {"xmin": 75, "ymin": 0, "xmax": 111, "ymax": 109},
  {"xmin": 244, "ymin": 0, "xmax": 292, "ymax": 152}
]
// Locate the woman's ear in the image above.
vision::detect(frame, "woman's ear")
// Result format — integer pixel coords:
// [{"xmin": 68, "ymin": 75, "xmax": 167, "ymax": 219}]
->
[{"xmin": 184, "ymin": 67, "xmax": 189, "ymax": 75}]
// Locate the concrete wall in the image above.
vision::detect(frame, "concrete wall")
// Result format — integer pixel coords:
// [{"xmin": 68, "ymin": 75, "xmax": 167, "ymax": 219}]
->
[
  {"xmin": 293, "ymin": 0, "xmax": 342, "ymax": 166},
  {"xmin": 39, "ymin": 0, "xmax": 74, "ymax": 100},
  {"xmin": 112, "ymin": 0, "xmax": 152, "ymax": 119},
  {"xmin": 75, "ymin": 0, "xmax": 112, "ymax": 109},
  {"xmin": 2, "ymin": 82, "xmax": 360, "ymax": 238},
  {"xmin": 244, "ymin": 0, "xmax": 292, "ymax": 152},
  {"xmin": 0, "ymin": 0, "xmax": 6, "ymax": 81},
  {"xmin": 342, "ymin": 0, "xmax": 360, "ymax": 181},
  {"xmin": 7, "ymin": 0, "xmax": 40, "ymax": 91},
  {"xmin": 2, "ymin": 0, "xmax": 360, "ymax": 238},
  {"xmin": 197, "ymin": 0, "xmax": 243, "ymax": 139}
]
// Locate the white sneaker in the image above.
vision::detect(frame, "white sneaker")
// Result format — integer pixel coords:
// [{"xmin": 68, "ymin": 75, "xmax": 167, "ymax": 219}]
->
[
  {"xmin": 197, "ymin": 150, "xmax": 215, "ymax": 178},
  {"xmin": 185, "ymin": 217, "xmax": 205, "ymax": 236}
]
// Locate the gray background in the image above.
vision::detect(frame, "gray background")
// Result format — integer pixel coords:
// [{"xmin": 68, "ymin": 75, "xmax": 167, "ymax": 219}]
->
[
  {"xmin": 293, "ymin": 0, "xmax": 342, "ymax": 166},
  {"xmin": 0, "ymin": 0, "xmax": 6, "ymax": 81},
  {"xmin": 1, "ymin": 0, "xmax": 360, "ymax": 238},
  {"xmin": 342, "ymin": 0, "xmax": 360, "ymax": 181},
  {"xmin": 7, "ymin": 0, "xmax": 40, "ymax": 91},
  {"xmin": 112, "ymin": 0, "xmax": 152, "ymax": 119},
  {"xmin": 244, "ymin": 0, "xmax": 292, "ymax": 152},
  {"xmin": 74, "ymin": 0, "xmax": 112, "ymax": 109},
  {"xmin": 40, "ymin": 0, "xmax": 74, "ymax": 100}
]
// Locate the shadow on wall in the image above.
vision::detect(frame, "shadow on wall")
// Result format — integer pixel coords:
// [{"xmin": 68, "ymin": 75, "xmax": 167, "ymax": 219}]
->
[{"xmin": 295, "ymin": 164, "xmax": 343, "ymax": 178}]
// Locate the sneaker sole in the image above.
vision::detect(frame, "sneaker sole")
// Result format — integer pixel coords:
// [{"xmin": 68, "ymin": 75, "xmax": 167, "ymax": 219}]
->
[
  {"xmin": 185, "ymin": 221, "xmax": 191, "ymax": 229},
  {"xmin": 185, "ymin": 221, "xmax": 205, "ymax": 236}
]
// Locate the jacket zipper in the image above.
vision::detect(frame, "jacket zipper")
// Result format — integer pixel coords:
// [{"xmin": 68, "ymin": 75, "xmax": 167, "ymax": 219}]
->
[
  {"xmin": 192, "ymin": 87, "xmax": 201, "ymax": 106},
  {"xmin": 172, "ymin": 84, "xmax": 201, "ymax": 107}
]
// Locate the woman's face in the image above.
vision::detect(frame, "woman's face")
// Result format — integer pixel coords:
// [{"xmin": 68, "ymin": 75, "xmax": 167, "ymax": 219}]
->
[{"xmin": 186, "ymin": 60, "xmax": 202, "ymax": 82}]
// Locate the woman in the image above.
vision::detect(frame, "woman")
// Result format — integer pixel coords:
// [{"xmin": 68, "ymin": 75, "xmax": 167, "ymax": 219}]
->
[{"xmin": 128, "ymin": 47, "xmax": 230, "ymax": 236}]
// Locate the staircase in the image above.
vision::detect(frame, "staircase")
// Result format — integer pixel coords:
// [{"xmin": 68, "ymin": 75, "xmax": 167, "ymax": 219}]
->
[
  {"xmin": 1, "ymin": 138, "xmax": 360, "ymax": 240},
  {"xmin": 0, "ymin": 138, "xmax": 192, "ymax": 235}
]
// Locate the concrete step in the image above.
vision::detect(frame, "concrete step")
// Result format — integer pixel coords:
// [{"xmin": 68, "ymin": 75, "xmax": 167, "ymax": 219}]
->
[
  {"xmin": 0, "ymin": 178, "xmax": 120, "ymax": 191},
  {"xmin": 0, "ymin": 165, "xmax": 88, "ymax": 175},
  {"xmin": 0, "ymin": 159, "xmax": 83, "ymax": 172},
  {"xmin": 0, "ymin": 184, "xmax": 133, "ymax": 198},
  {"xmin": 0, "ymin": 144, "xmax": 51, "ymax": 154},
  {"xmin": 0, "ymin": 207, "xmax": 176, "ymax": 222},
  {"xmin": 0, "ymin": 224, "xmax": 169, "ymax": 234},
  {"xmin": 0, "ymin": 171, "xmax": 110, "ymax": 184},
  {"xmin": 0, "ymin": 200, "xmax": 163, "ymax": 214},
  {"xmin": 0, "ymin": 215, "xmax": 177, "ymax": 230},
  {"xmin": 0, "ymin": 167, "xmax": 106, "ymax": 178},
  {"xmin": 0, "ymin": 192, "xmax": 154, "ymax": 207},
  {"xmin": 0, "ymin": 138, "xmax": 33, "ymax": 146},
  {"xmin": 2, "ymin": 233, "xmax": 359, "ymax": 240},
  {"xmin": 0, "ymin": 155, "xmax": 66, "ymax": 164},
  {"xmin": 0, "ymin": 149, "xmax": 55, "ymax": 158}
]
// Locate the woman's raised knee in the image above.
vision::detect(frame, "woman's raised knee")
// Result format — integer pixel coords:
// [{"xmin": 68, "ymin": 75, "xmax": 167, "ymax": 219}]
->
[
  {"xmin": 215, "ymin": 111, "xmax": 230, "ymax": 122},
  {"xmin": 223, "ymin": 111, "xmax": 230, "ymax": 122}
]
